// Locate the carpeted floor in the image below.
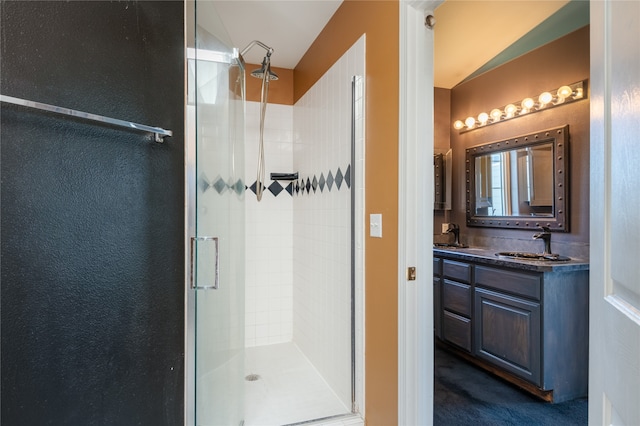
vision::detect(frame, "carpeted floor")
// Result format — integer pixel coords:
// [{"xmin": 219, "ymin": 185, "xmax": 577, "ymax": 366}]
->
[{"xmin": 434, "ymin": 346, "xmax": 588, "ymax": 425}]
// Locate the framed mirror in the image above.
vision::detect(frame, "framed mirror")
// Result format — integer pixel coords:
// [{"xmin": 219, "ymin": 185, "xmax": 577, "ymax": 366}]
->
[
  {"xmin": 434, "ymin": 148, "xmax": 452, "ymax": 210},
  {"xmin": 466, "ymin": 125, "xmax": 569, "ymax": 231}
]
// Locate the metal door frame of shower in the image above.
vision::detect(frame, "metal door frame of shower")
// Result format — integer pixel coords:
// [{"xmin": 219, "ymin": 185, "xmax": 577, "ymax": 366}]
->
[
  {"xmin": 351, "ymin": 74, "xmax": 366, "ymax": 418},
  {"xmin": 350, "ymin": 76, "xmax": 357, "ymax": 414}
]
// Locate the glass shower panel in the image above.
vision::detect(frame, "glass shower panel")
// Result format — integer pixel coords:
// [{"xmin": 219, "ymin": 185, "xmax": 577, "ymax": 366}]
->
[{"xmin": 187, "ymin": 29, "xmax": 246, "ymax": 426}]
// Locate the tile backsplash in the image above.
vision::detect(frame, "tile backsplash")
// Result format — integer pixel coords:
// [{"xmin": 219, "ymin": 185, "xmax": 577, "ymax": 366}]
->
[
  {"xmin": 245, "ymin": 102, "xmax": 294, "ymax": 347},
  {"xmin": 292, "ymin": 35, "xmax": 365, "ymax": 412}
]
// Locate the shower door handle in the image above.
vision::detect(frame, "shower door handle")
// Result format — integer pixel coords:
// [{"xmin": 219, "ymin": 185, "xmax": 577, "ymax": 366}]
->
[{"xmin": 190, "ymin": 236, "xmax": 219, "ymax": 290}]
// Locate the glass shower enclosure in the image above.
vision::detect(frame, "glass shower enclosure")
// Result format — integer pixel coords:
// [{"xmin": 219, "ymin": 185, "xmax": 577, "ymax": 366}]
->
[
  {"xmin": 185, "ymin": 4, "xmax": 363, "ymax": 425},
  {"xmin": 186, "ymin": 2, "xmax": 246, "ymax": 424}
]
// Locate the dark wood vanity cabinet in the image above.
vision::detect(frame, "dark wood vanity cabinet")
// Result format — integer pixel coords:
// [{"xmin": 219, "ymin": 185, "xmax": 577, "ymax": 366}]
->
[{"xmin": 433, "ymin": 251, "xmax": 589, "ymax": 403}]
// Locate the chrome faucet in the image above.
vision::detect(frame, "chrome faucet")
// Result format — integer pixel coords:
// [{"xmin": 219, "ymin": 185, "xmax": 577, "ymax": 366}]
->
[
  {"xmin": 533, "ymin": 226, "xmax": 553, "ymax": 255},
  {"xmin": 446, "ymin": 223, "xmax": 461, "ymax": 246}
]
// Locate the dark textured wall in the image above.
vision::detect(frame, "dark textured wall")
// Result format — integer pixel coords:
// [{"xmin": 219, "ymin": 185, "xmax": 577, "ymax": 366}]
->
[
  {"xmin": 448, "ymin": 26, "xmax": 590, "ymax": 257},
  {"xmin": 1, "ymin": 2, "xmax": 185, "ymax": 424}
]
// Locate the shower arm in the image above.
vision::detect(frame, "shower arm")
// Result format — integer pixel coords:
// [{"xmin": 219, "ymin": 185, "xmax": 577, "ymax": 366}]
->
[{"xmin": 240, "ymin": 40, "xmax": 274, "ymax": 58}]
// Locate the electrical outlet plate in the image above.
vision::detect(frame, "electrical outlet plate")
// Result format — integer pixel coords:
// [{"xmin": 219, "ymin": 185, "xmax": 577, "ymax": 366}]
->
[{"xmin": 442, "ymin": 223, "xmax": 450, "ymax": 234}]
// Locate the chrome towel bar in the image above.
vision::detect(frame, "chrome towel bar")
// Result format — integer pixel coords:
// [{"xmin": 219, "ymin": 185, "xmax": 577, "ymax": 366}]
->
[{"xmin": 1, "ymin": 94, "xmax": 173, "ymax": 143}]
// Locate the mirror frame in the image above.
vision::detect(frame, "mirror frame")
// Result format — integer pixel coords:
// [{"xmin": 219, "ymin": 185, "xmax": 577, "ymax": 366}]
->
[
  {"xmin": 465, "ymin": 125, "xmax": 569, "ymax": 231},
  {"xmin": 434, "ymin": 149, "xmax": 452, "ymax": 210}
]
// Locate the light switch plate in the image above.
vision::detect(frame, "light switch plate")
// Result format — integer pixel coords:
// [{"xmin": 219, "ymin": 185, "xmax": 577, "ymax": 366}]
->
[{"xmin": 370, "ymin": 214, "xmax": 382, "ymax": 238}]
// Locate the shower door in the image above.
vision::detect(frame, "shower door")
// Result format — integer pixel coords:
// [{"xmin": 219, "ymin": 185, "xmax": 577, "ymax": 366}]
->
[{"xmin": 187, "ymin": 43, "xmax": 246, "ymax": 425}]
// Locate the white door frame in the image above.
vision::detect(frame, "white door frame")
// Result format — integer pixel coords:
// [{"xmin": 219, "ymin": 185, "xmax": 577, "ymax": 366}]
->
[{"xmin": 398, "ymin": 1, "xmax": 442, "ymax": 424}]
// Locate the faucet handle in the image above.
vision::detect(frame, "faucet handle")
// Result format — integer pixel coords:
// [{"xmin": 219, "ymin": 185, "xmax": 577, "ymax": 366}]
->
[{"xmin": 533, "ymin": 226, "xmax": 553, "ymax": 255}]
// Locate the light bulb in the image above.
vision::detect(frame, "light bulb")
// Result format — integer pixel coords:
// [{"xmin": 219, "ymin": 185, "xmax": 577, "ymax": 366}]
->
[
  {"xmin": 453, "ymin": 120, "xmax": 464, "ymax": 130},
  {"xmin": 477, "ymin": 112, "xmax": 489, "ymax": 125},
  {"xmin": 504, "ymin": 104, "xmax": 517, "ymax": 118},
  {"xmin": 539, "ymin": 92, "xmax": 553, "ymax": 106},
  {"xmin": 557, "ymin": 85, "xmax": 573, "ymax": 100},
  {"xmin": 490, "ymin": 109, "xmax": 502, "ymax": 122},
  {"xmin": 521, "ymin": 98, "xmax": 535, "ymax": 113},
  {"xmin": 465, "ymin": 116, "xmax": 476, "ymax": 129}
]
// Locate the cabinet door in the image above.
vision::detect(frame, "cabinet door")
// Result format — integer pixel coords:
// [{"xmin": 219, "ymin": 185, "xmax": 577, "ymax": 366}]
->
[{"xmin": 475, "ymin": 288, "xmax": 541, "ymax": 386}]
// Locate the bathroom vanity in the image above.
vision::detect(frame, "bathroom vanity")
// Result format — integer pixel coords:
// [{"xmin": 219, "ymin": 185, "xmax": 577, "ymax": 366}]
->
[{"xmin": 433, "ymin": 247, "xmax": 589, "ymax": 403}]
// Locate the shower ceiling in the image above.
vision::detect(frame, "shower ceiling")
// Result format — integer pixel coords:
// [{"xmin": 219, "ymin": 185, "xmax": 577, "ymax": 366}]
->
[
  {"xmin": 213, "ymin": 0, "xmax": 587, "ymax": 89},
  {"xmin": 212, "ymin": 1, "xmax": 342, "ymax": 69}
]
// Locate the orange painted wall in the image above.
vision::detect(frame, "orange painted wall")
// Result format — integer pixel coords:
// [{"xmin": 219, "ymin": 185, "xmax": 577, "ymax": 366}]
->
[
  {"xmin": 295, "ymin": 1, "xmax": 400, "ymax": 424},
  {"xmin": 245, "ymin": 64, "xmax": 294, "ymax": 105}
]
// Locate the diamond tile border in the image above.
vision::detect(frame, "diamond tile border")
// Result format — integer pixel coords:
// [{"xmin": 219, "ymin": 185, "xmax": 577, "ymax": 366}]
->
[
  {"xmin": 244, "ymin": 164, "xmax": 352, "ymax": 198},
  {"xmin": 199, "ymin": 172, "xmax": 245, "ymax": 196}
]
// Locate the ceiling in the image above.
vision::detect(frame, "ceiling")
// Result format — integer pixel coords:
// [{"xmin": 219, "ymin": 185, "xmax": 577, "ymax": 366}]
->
[
  {"xmin": 211, "ymin": 0, "xmax": 588, "ymax": 89},
  {"xmin": 212, "ymin": 1, "xmax": 343, "ymax": 69}
]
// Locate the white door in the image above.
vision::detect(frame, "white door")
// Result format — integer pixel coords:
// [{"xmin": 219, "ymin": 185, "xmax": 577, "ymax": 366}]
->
[{"xmin": 589, "ymin": 1, "xmax": 640, "ymax": 424}]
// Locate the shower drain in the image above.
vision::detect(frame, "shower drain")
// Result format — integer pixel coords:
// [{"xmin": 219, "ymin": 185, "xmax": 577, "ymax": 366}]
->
[{"xmin": 245, "ymin": 374, "xmax": 261, "ymax": 382}]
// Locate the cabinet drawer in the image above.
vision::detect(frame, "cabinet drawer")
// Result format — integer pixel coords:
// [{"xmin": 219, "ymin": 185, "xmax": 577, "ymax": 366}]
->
[
  {"xmin": 443, "ymin": 259, "xmax": 471, "ymax": 283},
  {"xmin": 475, "ymin": 265, "xmax": 541, "ymax": 300},
  {"xmin": 433, "ymin": 257, "xmax": 442, "ymax": 276},
  {"xmin": 442, "ymin": 279, "xmax": 471, "ymax": 317},
  {"xmin": 443, "ymin": 310, "xmax": 472, "ymax": 352}
]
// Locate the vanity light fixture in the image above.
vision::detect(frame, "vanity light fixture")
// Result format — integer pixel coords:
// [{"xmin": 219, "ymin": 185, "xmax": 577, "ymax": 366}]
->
[{"xmin": 452, "ymin": 79, "xmax": 587, "ymax": 132}]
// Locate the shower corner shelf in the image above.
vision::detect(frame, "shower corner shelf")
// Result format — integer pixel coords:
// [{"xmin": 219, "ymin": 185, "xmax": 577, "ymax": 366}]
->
[{"xmin": 270, "ymin": 172, "xmax": 299, "ymax": 181}]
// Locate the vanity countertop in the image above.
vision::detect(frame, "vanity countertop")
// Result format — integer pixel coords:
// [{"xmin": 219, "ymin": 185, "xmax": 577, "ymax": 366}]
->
[{"xmin": 433, "ymin": 246, "xmax": 589, "ymax": 273}]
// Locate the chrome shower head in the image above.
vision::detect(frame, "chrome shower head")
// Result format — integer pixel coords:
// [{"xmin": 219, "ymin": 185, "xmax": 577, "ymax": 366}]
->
[{"xmin": 251, "ymin": 56, "xmax": 279, "ymax": 81}]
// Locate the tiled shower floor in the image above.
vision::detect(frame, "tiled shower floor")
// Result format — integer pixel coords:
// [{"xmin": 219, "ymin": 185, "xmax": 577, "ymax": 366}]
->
[{"xmin": 244, "ymin": 342, "xmax": 360, "ymax": 425}]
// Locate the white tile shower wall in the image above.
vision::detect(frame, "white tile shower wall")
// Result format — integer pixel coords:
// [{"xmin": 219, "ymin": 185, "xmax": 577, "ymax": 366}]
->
[
  {"xmin": 245, "ymin": 102, "xmax": 294, "ymax": 347},
  {"xmin": 293, "ymin": 36, "xmax": 365, "ymax": 411}
]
